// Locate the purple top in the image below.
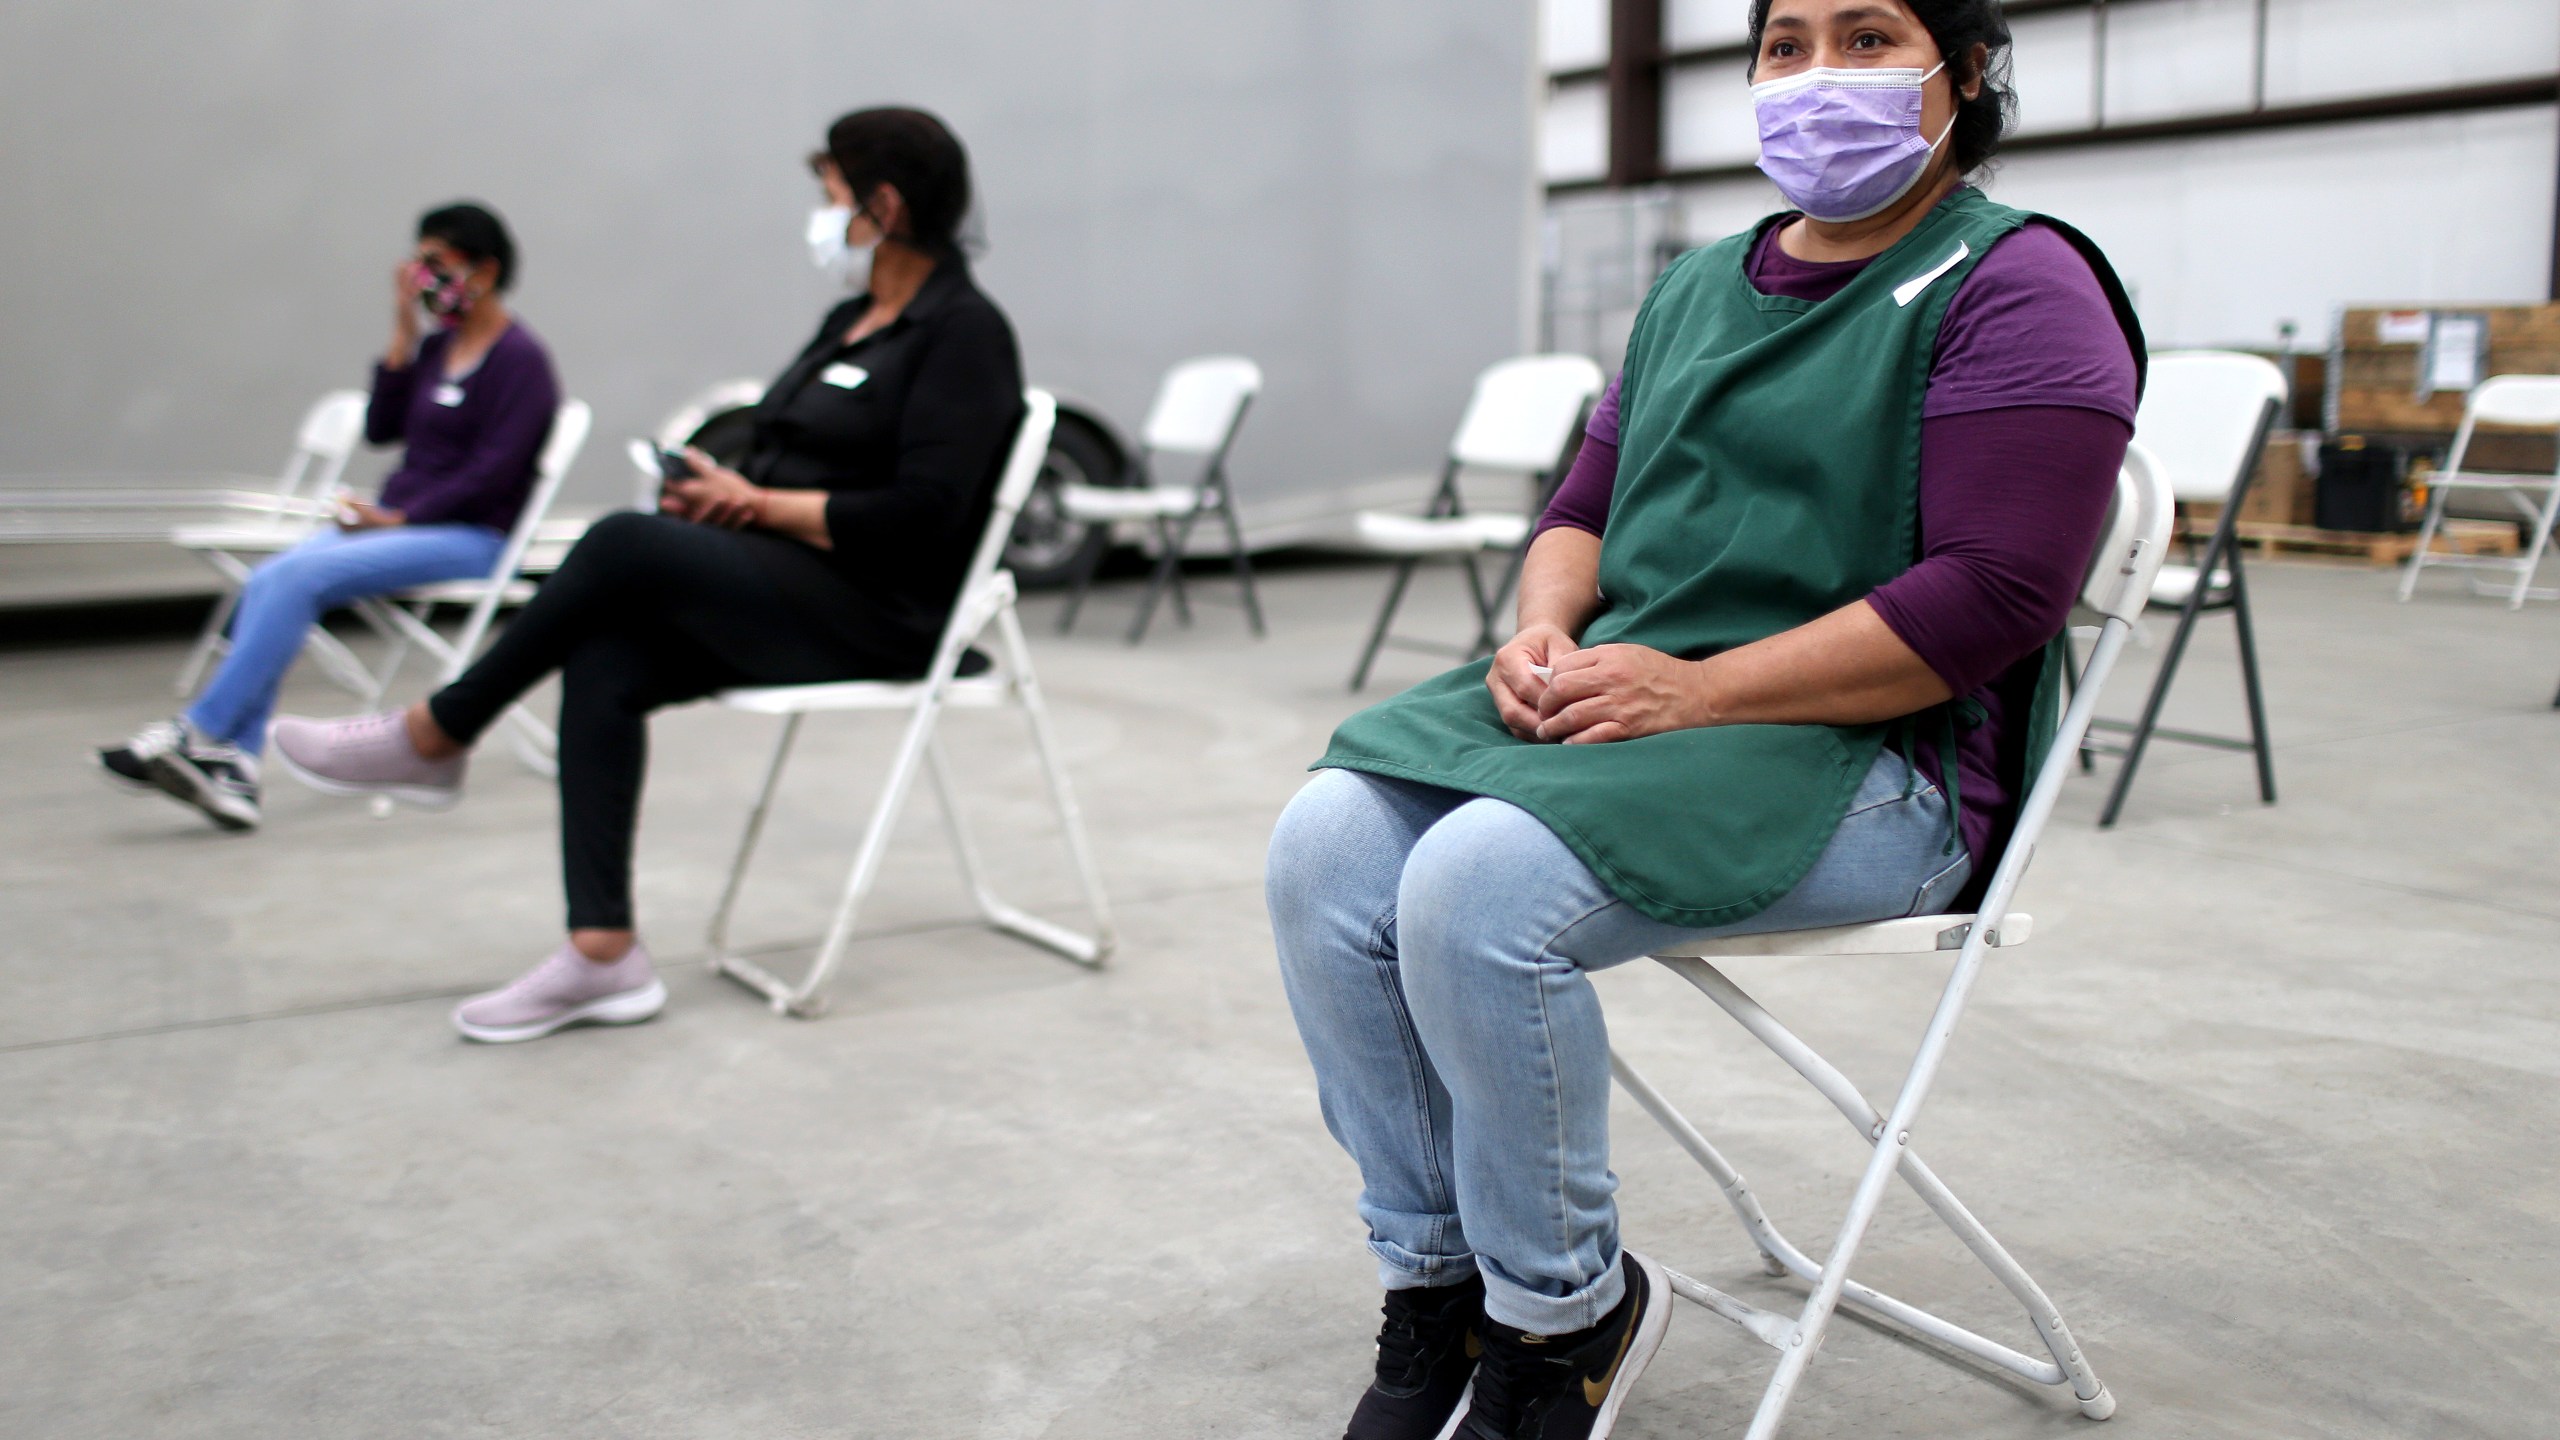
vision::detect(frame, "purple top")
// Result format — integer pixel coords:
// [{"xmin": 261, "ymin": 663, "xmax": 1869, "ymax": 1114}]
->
[
  {"xmin": 1539, "ymin": 212, "xmax": 2137, "ymax": 867},
  {"xmin": 368, "ymin": 321, "xmax": 561, "ymax": 533}
]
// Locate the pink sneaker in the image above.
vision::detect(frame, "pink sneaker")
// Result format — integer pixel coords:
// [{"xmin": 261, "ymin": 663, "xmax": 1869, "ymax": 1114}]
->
[
  {"xmin": 453, "ymin": 942, "xmax": 667, "ymax": 1043},
  {"xmin": 270, "ymin": 711, "xmax": 466, "ymax": 809}
]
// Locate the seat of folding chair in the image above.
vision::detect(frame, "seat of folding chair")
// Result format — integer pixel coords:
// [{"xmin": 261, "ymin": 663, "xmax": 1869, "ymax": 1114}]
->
[
  {"xmin": 1059, "ymin": 482, "xmax": 1203, "ymax": 521},
  {"xmin": 396, "ymin": 578, "xmax": 539, "ymax": 605},
  {"xmin": 2148, "ymin": 563, "xmax": 2232, "ymax": 608},
  {"xmin": 1651, "ymin": 911, "xmax": 2033, "ymax": 960},
  {"xmin": 170, "ymin": 518, "xmax": 325, "ymax": 553},
  {"xmin": 1353, "ymin": 509, "xmax": 1530, "ymax": 555},
  {"xmin": 718, "ymin": 648, "xmax": 1006, "ymax": 714}
]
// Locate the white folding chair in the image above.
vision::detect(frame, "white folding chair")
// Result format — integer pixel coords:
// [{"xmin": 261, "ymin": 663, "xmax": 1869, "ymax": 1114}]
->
[
  {"xmin": 169, "ymin": 389, "xmax": 372, "ymax": 696},
  {"xmin": 347, "ymin": 399, "xmax": 592, "ymax": 775},
  {"xmin": 2083, "ymin": 351, "xmax": 2286, "ymax": 828},
  {"xmin": 703, "ymin": 391, "xmax": 1115, "ymax": 1018},
  {"xmin": 1348, "ymin": 354, "xmax": 1603, "ymax": 691},
  {"xmin": 1607, "ymin": 445, "xmax": 2174, "ymax": 1439},
  {"xmin": 1056, "ymin": 356, "xmax": 1265, "ymax": 645},
  {"xmin": 627, "ymin": 378, "xmax": 769, "ymax": 513},
  {"xmin": 2397, "ymin": 374, "xmax": 2560, "ymax": 610}
]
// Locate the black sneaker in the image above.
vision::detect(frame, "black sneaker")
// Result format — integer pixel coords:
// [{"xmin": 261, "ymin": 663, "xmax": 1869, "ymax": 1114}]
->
[
  {"xmin": 1454, "ymin": 1252, "xmax": 1669, "ymax": 1440},
  {"xmin": 1346, "ymin": 1273, "xmax": 1486, "ymax": 1440},
  {"xmin": 143, "ymin": 727, "xmax": 262, "ymax": 832},
  {"xmin": 98, "ymin": 718, "xmax": 185, "ymax": 791}
]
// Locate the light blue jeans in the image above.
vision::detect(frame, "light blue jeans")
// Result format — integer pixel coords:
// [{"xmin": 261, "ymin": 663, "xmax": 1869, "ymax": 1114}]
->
[
  {"xmin": 1266, "ymin": 750, "xmax": 1971, "ymax": 1335},
  {"xmin": 186, "ymin": 524, "xmax": 505, "ymax": 751}
]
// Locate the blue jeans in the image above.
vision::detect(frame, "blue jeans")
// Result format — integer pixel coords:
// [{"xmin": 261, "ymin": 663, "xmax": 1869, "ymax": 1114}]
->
[
  {"xmin": 186, "ymin": 524, "xmax": 505, "ymax": 751},
  {"xmin": 1265, "ymin": 750, "xmax": 1971, "ymax": 1335}
]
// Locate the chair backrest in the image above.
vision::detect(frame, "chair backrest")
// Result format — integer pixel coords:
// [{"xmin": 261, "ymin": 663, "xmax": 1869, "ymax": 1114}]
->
[
  {"xmin": 437, "ymin": 398, "xmax": 590, "ymax": 680},
  {"xmin": 1973, "ymin": 441, "xmax": 2176, "ymax": 910},
  {"xmin": 2079, "ymin": 442, "xmax": 2178, "ymax": 624},
  {"xmin": 1141, "ymin": 356, "xmax": 1261, "ymax": 456},
  {"xmin": 281, "ymin": 389, "xmax": 370, "ymax": 502},
  {"xmin": 1450, "ymin": 354, "xmax": 1607, "ymax": 472},
  {"xmin": 653, "ymin": 378, "xmax": 769, "ymax": 450},
  {"xmin": 2445, "ymin": 374, "xmax": 2560, "ymax": 482},
  {"xmin": 488, "ymin": 399, "xmax": 591, "ymax": 583},
  {"xmin": 2461, "ymin": 374, "xmax": 2560, "ymax": 431},
  {"xmin": 2132, "ymin": 350, "xmax": 2289, "ymax": 504},
  {"xmin": 912, "ymin": 390, "xmax": 1058, "ymax": 676}
]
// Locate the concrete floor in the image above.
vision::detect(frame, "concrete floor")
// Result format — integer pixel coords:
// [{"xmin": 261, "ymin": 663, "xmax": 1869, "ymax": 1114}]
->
[{"xmin": 2, "ymin": 555, "xmax": 2555, "ymax": 1439}]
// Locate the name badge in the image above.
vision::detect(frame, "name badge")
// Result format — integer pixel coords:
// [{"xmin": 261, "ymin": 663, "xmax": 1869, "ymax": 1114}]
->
[
  {"xmin": 819, "ymin": 363, "xmax": 869, "ymax": 390},
  {"xmin": 433, "ymin": 382, "xmax": 467, "ymax": 407}
]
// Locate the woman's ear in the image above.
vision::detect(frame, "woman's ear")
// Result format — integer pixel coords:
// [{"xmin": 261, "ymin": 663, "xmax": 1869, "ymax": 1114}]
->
[
  {"xmin": 867, "ymin": 181, "xmax": 911, "ymax": 241},
  {"xmin": 1960, "ymin": 42, "xmax": 1987, "ymax": 101}
]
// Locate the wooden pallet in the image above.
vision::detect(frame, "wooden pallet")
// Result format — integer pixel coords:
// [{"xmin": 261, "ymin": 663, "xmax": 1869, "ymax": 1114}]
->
[{"xmin": 2175, "ymin": 518, "xmax": 2520, "ymax": 565}]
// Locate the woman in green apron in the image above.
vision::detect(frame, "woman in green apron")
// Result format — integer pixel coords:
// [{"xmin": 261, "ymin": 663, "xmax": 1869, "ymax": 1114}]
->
[{"xmin": 1266, "ymin": 3, "xmax": 2144, "ymax": 1437}]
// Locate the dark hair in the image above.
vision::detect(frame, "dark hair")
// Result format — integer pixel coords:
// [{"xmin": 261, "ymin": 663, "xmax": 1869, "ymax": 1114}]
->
[
  {"xmin": 1746, "ymin": 0, "xmax": 2016, "ymax": 175},
  {"xmin": 815, "ymin": 107, "xmax": 973, "ymax": 255},
  {"xmin": 416, "ymin": 201, "xmax": 517, "ymax": 290}
]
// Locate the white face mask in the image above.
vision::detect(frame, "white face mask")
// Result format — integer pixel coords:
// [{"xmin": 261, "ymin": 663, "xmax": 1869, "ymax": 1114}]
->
[{"xmin": 805, "ymin": 204, "xmax": 875, "ymax": 290}]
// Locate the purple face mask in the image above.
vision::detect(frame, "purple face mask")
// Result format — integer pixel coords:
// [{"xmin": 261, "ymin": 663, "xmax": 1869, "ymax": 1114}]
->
[{"xmin": 1752, "ymin": 63, "xmax": 1954, "ymax": 223}]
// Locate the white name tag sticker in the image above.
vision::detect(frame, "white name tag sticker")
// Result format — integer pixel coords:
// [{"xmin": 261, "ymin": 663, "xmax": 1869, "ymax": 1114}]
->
[
  {"xmin": 819, "ymin": 363, "xmax": 870, "ymax": 390},
  {"xmin": 433, "ymin": 382, "xmax": 467, "ymax": 407},
  {"xmin": 1893, "ymin": 241, "xmax": 1971, "ymax": 308}
]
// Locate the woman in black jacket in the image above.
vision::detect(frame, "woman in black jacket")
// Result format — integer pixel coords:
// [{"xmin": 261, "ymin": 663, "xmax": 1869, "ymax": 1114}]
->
[{"xmin": 273, "ymin": 108, "xmax": 1027, "ymax": 1043}]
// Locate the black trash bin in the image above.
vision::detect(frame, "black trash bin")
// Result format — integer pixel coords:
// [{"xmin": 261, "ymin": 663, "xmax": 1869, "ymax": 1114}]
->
[{"xmin": 2315, "ymin": 441, "xmax": 2412, "ymax": 532}]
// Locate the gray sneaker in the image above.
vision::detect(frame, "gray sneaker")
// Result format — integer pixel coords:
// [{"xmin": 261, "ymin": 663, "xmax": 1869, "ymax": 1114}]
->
[
  {"xmin": 454, "ymin": 942, "xmax": 668, "ymax": 1044},
  {"xmin": 269, "ymin": 711, "xmax": 466, "ymax": 809}
]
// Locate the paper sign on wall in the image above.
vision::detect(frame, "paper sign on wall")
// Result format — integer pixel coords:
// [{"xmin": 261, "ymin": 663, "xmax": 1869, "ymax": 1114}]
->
[
  {"xmin": 2423, "ymin": 314, "xmax": 2486, "ymax": 396},
  {"xmin": 2376, "ymin": 312, "xmax": 2431, "ymax": 345}
]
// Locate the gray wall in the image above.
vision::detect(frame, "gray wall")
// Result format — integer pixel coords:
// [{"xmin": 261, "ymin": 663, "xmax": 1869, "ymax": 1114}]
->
[{"xmin": 0, "ymin": 1, "xmax": 1537, "ymax": 518}]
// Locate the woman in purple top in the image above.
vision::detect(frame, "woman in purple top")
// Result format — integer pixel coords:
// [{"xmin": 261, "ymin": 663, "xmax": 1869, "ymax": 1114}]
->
[
  {"xmin": 1538, "ymin": 210, "xmax": 2138, "ymax": 874},
  {"xmin": 99, "ymin": 202, "xmax": 559, "ymax": 833},
  {"xmin": 1265, "ymin": 2, "xmax": 2144, "ymax": 1433}
]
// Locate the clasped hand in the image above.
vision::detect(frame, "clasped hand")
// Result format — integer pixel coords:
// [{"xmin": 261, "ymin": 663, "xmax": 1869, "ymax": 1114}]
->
[
  {"xmin": 659, "ymin": 447, "xmax": 765, "ymax": 529},
  {"xmin": 1485, "ymin": 625, "xmax": 1717, "ymax": 745}
]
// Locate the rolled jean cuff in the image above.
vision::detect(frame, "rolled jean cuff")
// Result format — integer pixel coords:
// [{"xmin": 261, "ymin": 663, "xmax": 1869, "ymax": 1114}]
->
[
  {"xmin": 1369, "ymin": 1236, "xmax": 1480, "ymax": 1292},
  {"xmin": 1480, "ymin": 1251, "xmax": 1626, "ymax": 1336}
]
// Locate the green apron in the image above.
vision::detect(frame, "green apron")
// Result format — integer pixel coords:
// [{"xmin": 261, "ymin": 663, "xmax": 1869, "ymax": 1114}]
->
[{"xmin": 1320, "ymin": 189, "xmax": 2138, "ymax": 929}]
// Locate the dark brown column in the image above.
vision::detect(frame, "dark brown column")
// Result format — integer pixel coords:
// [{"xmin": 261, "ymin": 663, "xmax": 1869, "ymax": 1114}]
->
[
  {"xmin": 1607, "ymin": 0, "xmax": 1664, "ymax": 189},
  {"xmin": 2550, "ymin": 107, "xmax": 2560, "ymax": 300}
]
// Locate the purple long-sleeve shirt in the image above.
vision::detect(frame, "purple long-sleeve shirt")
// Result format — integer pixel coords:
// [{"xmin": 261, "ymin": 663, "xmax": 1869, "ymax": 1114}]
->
[
  {"xmin": 1539, "ymin": 215, "xmax": 2137, "ymax": 865},
  {"xmin": 367, "ymin": 321, "xmax": 561, "ymax": 533}
]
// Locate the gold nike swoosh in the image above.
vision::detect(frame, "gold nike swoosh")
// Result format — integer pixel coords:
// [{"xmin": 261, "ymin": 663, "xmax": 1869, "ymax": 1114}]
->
[
  {"xmin": 1582, "ymin": 1301, "xmax": 1639, "ymax": 1407},
  {"xmin": 1465, "ymin": 1330, "xmax": 1482, "ymax": 1360}
]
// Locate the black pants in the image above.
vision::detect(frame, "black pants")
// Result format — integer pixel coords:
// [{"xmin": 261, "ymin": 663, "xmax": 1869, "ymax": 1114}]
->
[{"xmin": 430, "ymin": 512, "xmax": 934, "ymax": 930}]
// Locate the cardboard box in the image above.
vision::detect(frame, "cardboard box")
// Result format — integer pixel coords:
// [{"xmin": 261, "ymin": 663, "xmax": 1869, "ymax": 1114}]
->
[
  {"xmin": 2242, "ymin": 431, "xmax": 2318, "ymax": 527},
  {"xmin": 2329, "ymin": 303, "xmax": 2560, "ymax": 438}
]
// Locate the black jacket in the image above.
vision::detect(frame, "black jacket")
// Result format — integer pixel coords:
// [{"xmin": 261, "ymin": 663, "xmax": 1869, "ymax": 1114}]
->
[{"xmin": 743, "ymin": 258, "xmax": 1025, "ymax": 630}]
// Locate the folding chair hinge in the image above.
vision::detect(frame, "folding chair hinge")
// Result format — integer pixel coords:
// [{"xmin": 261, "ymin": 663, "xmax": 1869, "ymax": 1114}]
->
[{"xmin": 1935, "ymin": 922, "xmax": 1976, "ymax": 950}]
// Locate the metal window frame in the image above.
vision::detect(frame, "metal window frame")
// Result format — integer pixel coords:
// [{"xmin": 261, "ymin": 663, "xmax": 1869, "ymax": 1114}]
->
[{"xmin": 1542, "ymin": 0, "xmax": 2560, "ymax": 300}]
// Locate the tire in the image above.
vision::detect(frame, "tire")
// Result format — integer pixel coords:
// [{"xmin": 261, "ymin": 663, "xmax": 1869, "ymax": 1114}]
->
[{"xmin": 1006, "ymin": 414, "xmax": 1123, "ymax": 589}]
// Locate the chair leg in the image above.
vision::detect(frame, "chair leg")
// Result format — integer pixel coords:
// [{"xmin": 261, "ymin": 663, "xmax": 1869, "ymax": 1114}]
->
[
  {"xmin": 1215, "ymin": 491, "xmax": 1267, "ymax": 637},
  {"xmin": 2507, "ymin": 488, "xmax": 2560, "ymax": 611},
  {"xmin": 176, "ymin": 586, "xmax": 243, "ymax": 698},
  {"xmin": 1350, "ymin": 558, "xmax": 1422, "ymax": 692},
  {"xmin": 1126, "ymin": 514, "xmax": 1190, "ymax": 645},
  {"xmin": 766, "ymin": 696, "xmax": 946, "ymax": 1017},
  {"xmin": 1663, "ymin": 961, "xmax": 2117, "ymax": 1419},
  {"xmin": 2224, "ymin": 556, "xmax": 2278, "ymax": 805},
  {"xmin": 1056, "ymin": 521, "xmax": 1108, "ymax": 634},
  {"xmin": 923, "ymin": 735, "xmax": 1002, "ymax": 922},
  {"xmin": 2097, "ymin": 586, "xmax": 2211, "ymax": 829},
  {"xmin": 995, "ymin": 602, "xmax": 1115, "ymax": 964},
  {"xmin": 706, "ymin": 712, "xmax": 804, "ymax": 965}
]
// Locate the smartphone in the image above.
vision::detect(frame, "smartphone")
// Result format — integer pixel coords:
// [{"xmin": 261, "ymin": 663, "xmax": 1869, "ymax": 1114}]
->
[{"xmin": 655, "ymin": 446, "xmax": 694, "ymax": 482}]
